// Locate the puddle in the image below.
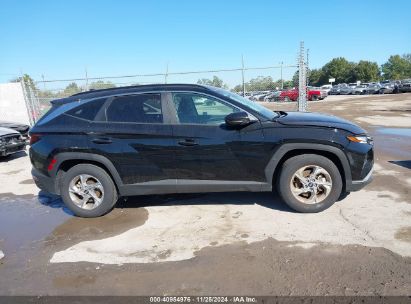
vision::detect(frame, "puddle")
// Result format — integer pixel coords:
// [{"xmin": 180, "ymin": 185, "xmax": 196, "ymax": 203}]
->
[{"xmin": 378, "ymin": 128, "xmax": 411, "ymax": 137}]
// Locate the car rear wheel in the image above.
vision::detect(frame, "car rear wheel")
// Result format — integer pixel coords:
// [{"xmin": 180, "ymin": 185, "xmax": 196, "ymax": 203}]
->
[
  {"xmin": 311, "ymin": 95, "xmax": 319, "ymax": 101},
  {"xmin": 277, "ymin": 154, "xmax": 342, "ymax": 213},
  {"xmin": 60, "ymin": 164, "xmax": 118, "ymax": 217},
  {"xmin": 283, "ymin": 96, "xmax": 290, "ymax": 102}
]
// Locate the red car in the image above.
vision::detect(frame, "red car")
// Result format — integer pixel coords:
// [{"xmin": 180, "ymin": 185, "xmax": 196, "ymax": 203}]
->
[{"xmin": 278, "ymin": 88, "xmax": 327, "ymax": 102}]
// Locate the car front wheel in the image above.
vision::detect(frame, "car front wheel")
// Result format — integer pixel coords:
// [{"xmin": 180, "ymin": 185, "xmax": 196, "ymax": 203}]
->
[
  {"xmin": 277, "ymin": 154, "xmax": 342, "ymax": 213},
  {"xmin": 60, "ymin": 164, "xmax": 118, "ymax": 217}
]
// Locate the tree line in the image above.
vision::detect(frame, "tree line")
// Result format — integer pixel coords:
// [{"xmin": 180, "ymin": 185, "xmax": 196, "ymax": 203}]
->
[
  {"xmin": 306, "ymin": 54, "xmax": 411, "ymax": 87},
  {"xmin": 11, "ymin": 53, "xmax": 411, "ymax": 101}
]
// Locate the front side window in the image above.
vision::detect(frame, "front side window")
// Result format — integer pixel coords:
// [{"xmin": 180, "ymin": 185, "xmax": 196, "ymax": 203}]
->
[
  {"xmin": 105, "ymin": 94, "xmax": 162, "ymax": 123},
  {"xmin": 172, "ymin": 93, "xmax": 239, "ymax": 125}
]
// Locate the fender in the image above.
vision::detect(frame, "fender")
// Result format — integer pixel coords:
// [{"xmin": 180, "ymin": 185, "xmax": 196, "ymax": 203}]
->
[
  {"xmin": 51, "ymin": 152, "xmax": 124, "ymax": 191},
  {"xmin": 264, "ymin": 143, "xmax": 352, "ymax": 187}
]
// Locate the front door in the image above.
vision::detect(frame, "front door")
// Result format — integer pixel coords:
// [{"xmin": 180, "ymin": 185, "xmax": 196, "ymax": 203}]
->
[{"xmin": 168, "ymin": 91, "xmax": 267, "ymax": 193}]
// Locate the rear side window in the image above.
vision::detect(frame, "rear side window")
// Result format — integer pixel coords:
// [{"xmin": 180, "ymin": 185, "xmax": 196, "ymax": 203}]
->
[
  {"xmin": 105, "ymin": 94, "xmax": 163, "ymax": 123},
  {"xmin": 66, "ymin": 98, "xmax": 106, "ymax": 121}
]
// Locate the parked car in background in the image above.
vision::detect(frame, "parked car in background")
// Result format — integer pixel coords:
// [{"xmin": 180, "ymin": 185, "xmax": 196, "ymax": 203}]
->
[
  {"xmin": 365, "ymin": 83, "xmax": 382, "ymax": 94},
  {"xmin": 352, "ymin": 84, "xmax": 368, "ymax": 95},
  {"xmin": 264, "ymin": 90, "xmax": 282, "ymax": 102},
  {"xmin": 249, "ymin": 91, "xmax": 271, "ymax": 101},
  {"xmin": 320, "ymin": 84, "xmax": 332, "ymax": 93},
  {"xmin": 399, "ymin": 79, "xmax": 411, "ymax": 93},
  {"xmin": 29, "ymin": 84, "xmax": 373, "ymax": 217},
  {"xmin": 339, "ymin": 84, "xmax": 355, "ymax": 95},
  {"xmin": 0, "ymin": 121, "xmax": 30, "ymax": 140},
  {"xmin": 379, "ymin": 81, "xmax": 395, "ymax": 94},
  {"xmin": 0, "ymin": 127, "xmax": 26, "ymax": 158},
  {"xmin": 277, "ymin": 88, "xmax": 327, "ymax": 101},
  {"xmin": 328, "ymin": 84, "xmax": 343, "ymax": 95}
]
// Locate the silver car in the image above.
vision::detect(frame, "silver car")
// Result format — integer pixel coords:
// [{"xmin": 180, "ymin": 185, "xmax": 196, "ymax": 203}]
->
[
  {"xmin": 352, "ymin": 84, "xmax": 368, "ymax": 95},
  {"xmin": 0, "ymin": 127, "xmax": 26, "ymax": 157}
]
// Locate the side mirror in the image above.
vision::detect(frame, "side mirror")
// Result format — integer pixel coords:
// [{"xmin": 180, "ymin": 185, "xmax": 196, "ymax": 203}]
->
[{"xmin": 225, "ymin": 111, "xmax": 252, "ymax": 128}]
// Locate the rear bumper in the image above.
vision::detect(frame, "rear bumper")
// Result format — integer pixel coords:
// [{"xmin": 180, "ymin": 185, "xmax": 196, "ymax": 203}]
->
[
  {"xmin": 31, "ymin": 167, "xmax": 58, "ymax": 194},
  {"xmin": 347, "ymin": 167, "xmax": 373, "ymax": 192}
]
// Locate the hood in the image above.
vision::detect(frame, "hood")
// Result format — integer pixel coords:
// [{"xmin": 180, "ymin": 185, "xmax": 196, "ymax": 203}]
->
[
  {"xmin": 0, "ymin": 121, "xmax": 30, "ymax": 134},
  {"xmin": 0, "ymin": 127, "xmax": 20, "ymax": 137},
  {"xmin": 276, "ymin": 111, "xmax": 366, "ymax": 134}
]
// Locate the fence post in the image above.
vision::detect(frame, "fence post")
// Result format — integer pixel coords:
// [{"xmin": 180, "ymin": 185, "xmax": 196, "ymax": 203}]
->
[
  {"xmin": 298, "ymin": 41, "xmax": 307, "ymax": 112},
  {"xmin": 20, "ymin": 80, "xmax": 34, "ymax": 126},
  {"xmin": 241, "ymin": 55, "xmax": 246, "ymax": 96}
]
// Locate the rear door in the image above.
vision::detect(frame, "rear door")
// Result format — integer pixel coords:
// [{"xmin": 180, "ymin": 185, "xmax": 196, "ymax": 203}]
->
[{"xmin": 89, "ymin": 92, "xmax": 176, "ymax": 193}]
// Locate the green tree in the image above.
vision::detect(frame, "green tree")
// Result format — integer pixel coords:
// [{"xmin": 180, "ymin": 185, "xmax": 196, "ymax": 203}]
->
[
  {"xmin": 381, "ymin": 54, "xmax": 411, "ymax": 80},
  {"xmin": 292, "ymin": 71, "xmax": 299, "ymax": 87},
  {"xmin": 197, "ymin": 76, "xmax": 228, "ymax": 89},
  {"xmin": 319, "ymin": 57, "xmax": 356, "ymax": 84},
  {"xmin": 89, "ymin": 80, "xmax": 116, "ymax": 90},
  {"xmin": 354, "ymin": 60, "xmax": 380, "ymax": 82},
  {"xmin": 307, "ymin": 69, "xmax": 323, "ymax": 86},
  {"xmin": 247, "ymin": 76, "xmax": 275, "ymax": 91},
  {"xmin": 63, "ymin": 82, "xmax": 81, "ymax": 96},
  {"xmin": 10, "ymin": 74, "xmax": 37, "ymax": 90}
]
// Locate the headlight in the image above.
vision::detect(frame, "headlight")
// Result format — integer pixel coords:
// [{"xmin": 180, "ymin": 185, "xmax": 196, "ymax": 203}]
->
[{"xmin": 347, "ymin": 135, "xmax": 373, "ymax": 145}]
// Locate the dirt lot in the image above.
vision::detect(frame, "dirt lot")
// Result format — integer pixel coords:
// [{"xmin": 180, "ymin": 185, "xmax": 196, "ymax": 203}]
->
[{"xmin": 0, "ymin": 93, "xmax": 410, "ymax": 296}]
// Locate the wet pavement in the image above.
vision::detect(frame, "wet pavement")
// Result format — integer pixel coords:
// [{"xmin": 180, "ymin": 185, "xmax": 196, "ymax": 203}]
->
[{"xmin": 0, "ymin": 93, "xmax": 411, "ymax": 295}]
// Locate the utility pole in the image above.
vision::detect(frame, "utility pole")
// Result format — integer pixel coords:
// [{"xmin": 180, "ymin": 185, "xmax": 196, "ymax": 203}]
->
[
  {"xmin": 306, "ymin": 48, "xmax": 310, "ymax": 87},
  {"xmin": 41, "ymin": 74, "xmax": 46, "ymax": 90},
  {"xmin": 298, "ymin": 41, "xmax": 307, "ymax": 112},
  {"xmin": 165, "ymin": 62, "xmax": 169, "ymax": 84},
  {"xmin": 280, "ymin": 61, "xmax": 284, "ymax": 89},
  {"xmin": 241, "ymin": 55, "xmax": 245, "ymax": 96},
  {"xmin": 85, "ymin": 67, "xmax": 89, "ymax": 91}
]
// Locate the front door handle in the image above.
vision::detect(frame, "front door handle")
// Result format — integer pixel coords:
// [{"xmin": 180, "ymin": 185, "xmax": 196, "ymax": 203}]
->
[
  {"xmin": 178, "ymin": 139, "xmax": 198, "ymax": 146},
  {"xmin": 92, "ymin": 137, "xmax": 113, "ymax": 144}
]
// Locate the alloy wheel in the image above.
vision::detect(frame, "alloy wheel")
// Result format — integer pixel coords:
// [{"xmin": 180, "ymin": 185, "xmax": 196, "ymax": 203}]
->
[
  {"xmin": 68, "ymin": 174, "xmax": 105, "ymax": 210},
  {"xmin": 289, "ymin": 165, "xmax": 333, "ymax": 204}
]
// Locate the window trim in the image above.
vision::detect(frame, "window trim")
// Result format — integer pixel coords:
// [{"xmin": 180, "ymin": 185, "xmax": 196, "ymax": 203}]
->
[{"xmin": 165, "ymin": 90, "xmax": 258, "ymax": 126}]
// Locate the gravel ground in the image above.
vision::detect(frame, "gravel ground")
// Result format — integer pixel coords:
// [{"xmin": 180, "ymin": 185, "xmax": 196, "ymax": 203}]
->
[{"xmin": 0, "ymin": 93, "xmax": 410, "ymax": 296}]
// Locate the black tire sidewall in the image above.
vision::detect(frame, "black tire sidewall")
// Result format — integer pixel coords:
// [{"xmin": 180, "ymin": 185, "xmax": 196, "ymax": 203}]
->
[
  {"xmin": 60, "ymin": 164, "xmax": 118, "ymax": 217},
  {"xmin": 277, "ymin": 154, "xmax": 342, "ymax": 213}
]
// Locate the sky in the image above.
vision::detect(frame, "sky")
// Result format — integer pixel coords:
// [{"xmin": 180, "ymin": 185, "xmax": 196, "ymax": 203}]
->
[{"xmin": 0, "ymin": 0, "xmax": 410, "ymax": 88}]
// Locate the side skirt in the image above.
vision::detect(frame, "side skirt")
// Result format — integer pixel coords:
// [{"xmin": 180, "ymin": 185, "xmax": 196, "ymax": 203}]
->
[{"xmin": 118, "ymin": 179, "xmax": 272, "ymax": 196}]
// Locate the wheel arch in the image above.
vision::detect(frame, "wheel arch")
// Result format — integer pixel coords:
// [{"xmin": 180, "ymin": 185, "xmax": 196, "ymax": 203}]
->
[
  {"xmin": 51, "ymin": 152, "xmax": 123, "ymax": 195},
  {"xmin": 265, "ymin": 143, "xmax": 352, "ymax": 191}
]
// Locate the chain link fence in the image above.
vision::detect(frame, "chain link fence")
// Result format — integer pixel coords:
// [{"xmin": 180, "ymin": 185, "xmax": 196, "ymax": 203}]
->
[{"xmin": 22, "ymin": 42, "xmax": 308, "ymax": 124}]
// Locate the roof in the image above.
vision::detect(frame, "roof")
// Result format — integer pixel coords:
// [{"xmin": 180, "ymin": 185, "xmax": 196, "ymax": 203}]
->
[
  {"xmin": 50, "ymin": 83, "xmax": 214, "ymax": 106},
  {"xmin": 70, "ymin": 83, "xmax": 210, "ymax": 98}
]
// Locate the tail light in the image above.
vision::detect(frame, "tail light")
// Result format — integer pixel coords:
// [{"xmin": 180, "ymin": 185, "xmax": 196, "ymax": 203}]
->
[{"xmin": 29, "ymin": 134, "xmax": 41, "ymax": 145}]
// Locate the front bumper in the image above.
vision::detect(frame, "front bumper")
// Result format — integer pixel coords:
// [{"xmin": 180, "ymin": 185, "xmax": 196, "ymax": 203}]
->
[
  {"xmin": 347, "ymin": 166, "xmax": 373, "ymax": 192},
  {"xmin": 31, "ymin": 167, "xmax": 58, "ymax": 194},
  {"xmin": 0, "ymin": 142, "xmax": 26, "ymax": 156}
]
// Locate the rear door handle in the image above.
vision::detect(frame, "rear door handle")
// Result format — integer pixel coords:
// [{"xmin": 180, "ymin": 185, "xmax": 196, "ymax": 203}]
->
[
  {"xmin": 178, "ymin": 139, "xmax": 198, "ymax": 146},
  {"xmin": 92, "ymin": 137, "xmax": 113, "ymax": 144}
]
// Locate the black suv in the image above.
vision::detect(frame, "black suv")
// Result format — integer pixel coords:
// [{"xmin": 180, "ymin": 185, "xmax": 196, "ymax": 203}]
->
[{"xmin": 29, "ymin": 84, "xmax": 373, "ymax": 217}]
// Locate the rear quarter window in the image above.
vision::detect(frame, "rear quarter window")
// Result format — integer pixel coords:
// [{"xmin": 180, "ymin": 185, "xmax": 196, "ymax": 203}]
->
[{"xmin": 66, "ymin": 98, "xmax": 106, "ymax": 121}]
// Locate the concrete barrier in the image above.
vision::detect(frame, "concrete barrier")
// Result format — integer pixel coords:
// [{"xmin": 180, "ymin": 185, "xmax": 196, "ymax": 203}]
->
[{"xmin": 0, "ymin": 82, "xmax": 30, "ymax": 125}]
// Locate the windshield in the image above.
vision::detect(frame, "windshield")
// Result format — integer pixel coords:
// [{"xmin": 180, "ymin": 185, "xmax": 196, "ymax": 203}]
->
[{"xmin": 207, "ymin": 86, "xmax": 278, "ymax": 120}]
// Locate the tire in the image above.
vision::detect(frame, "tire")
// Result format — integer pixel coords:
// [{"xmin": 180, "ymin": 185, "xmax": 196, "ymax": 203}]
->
[
  {"xmin": 311, "ymin": 95, "xmax": 319, "ymax": 101},
  {"xmin": 283, "ymin": 96, "xmax": 290, "ymax": 102},
  {"xmin": 277, "ymin": 154, "xmax": 343, "ymax": 213},
  {"xmin": 60, "ymin": 164, "xmax": 118, "ymax": 217}
]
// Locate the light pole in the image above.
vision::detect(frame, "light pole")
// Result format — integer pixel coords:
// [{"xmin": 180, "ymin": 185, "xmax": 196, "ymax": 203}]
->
[{"xmin": 280, "ymin": 61, "xmax": 283, "ymax": 89}]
